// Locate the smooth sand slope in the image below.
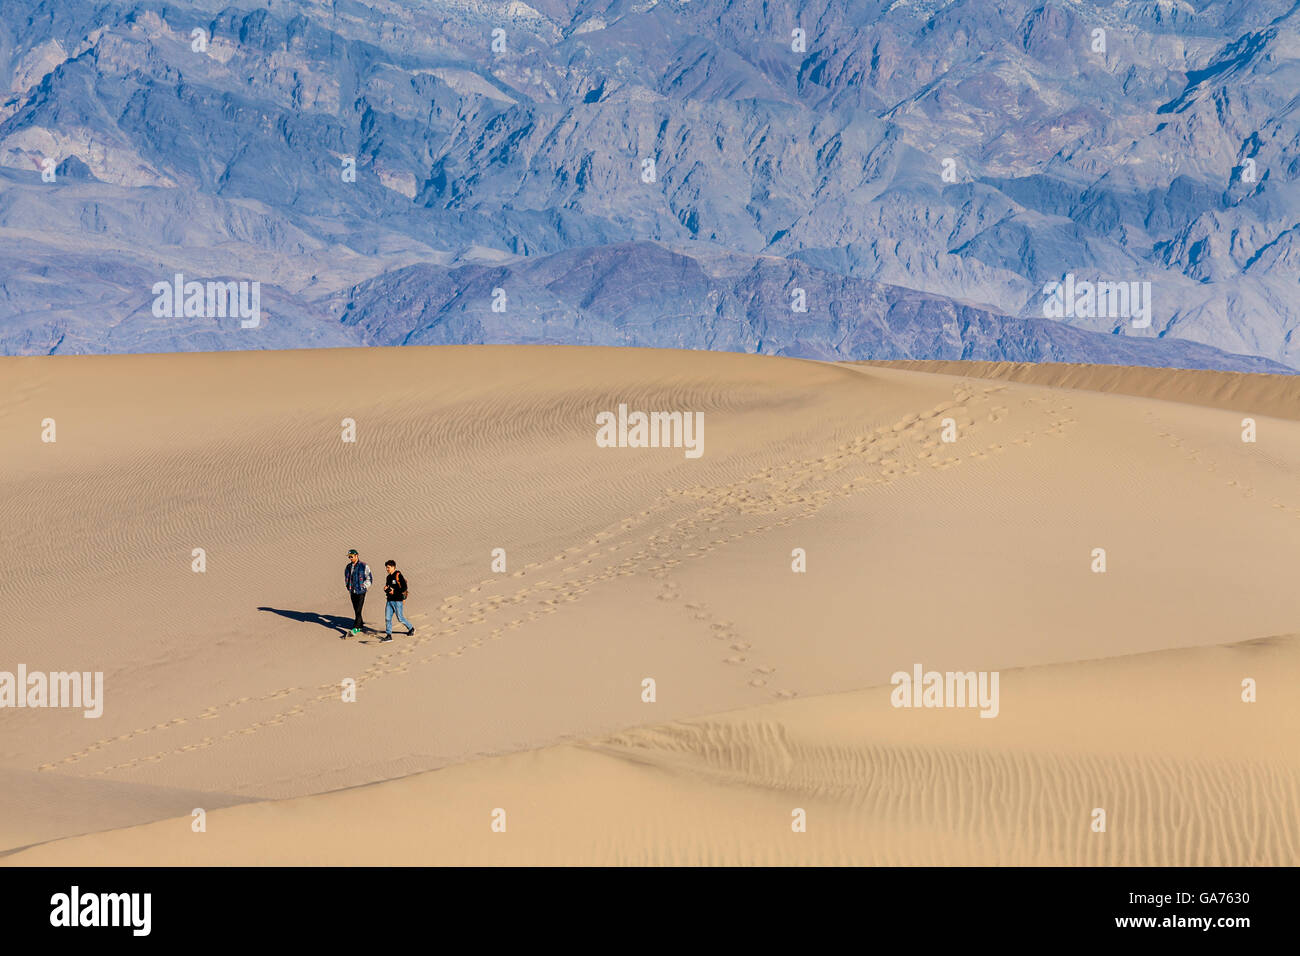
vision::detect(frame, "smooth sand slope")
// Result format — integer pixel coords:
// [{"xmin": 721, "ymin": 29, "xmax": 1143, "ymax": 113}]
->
[{"xmin": 1, "ymin": 347, "xmax": 1297, "ymax": 864}]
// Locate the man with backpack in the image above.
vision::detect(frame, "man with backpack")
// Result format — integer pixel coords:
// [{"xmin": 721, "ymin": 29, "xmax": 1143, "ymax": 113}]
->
[
  {"xmin": 382, "ymin": 560, "xmax": 414, "ymax": 643},
  {"xmin": 343, "ymin": 549, "xmax": 372, "ymax": 637}
]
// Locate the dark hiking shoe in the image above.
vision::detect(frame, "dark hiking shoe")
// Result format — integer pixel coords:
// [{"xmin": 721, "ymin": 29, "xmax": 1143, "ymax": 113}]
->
[
  {"xmin": 408, "ymin": 627, "xmax": 416, "ymax": 635},
  {"xmin": 380, "ymin": 634, "xmax": 393, "ymax": 643}
]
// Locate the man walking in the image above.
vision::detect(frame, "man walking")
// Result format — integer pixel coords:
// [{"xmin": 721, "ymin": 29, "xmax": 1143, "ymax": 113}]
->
[
  {"xmin": 344, "ymin": 549, "xmax": 372, "ymax": 637},
  {"xmin": 382, "ymin": 560, "xmax": 415, "ymax": 643}
]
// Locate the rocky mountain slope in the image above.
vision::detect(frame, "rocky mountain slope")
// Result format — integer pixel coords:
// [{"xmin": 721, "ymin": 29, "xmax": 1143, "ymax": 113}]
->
[{"xmin": 1, "ymin": 0, "xmax": 1296, "ymax": 371}]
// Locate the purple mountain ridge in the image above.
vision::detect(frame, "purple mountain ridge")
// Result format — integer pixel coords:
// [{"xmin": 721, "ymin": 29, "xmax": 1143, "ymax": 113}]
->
[{"xmin": 1, "ymin": 0, "xmax": 1297, "ymax": 371}]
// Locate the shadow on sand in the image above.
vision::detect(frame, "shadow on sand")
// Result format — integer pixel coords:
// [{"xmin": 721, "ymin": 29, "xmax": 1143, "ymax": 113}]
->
[{"xmin": 257, "ymin": 606, "xmax": 369, "ymax": 637}]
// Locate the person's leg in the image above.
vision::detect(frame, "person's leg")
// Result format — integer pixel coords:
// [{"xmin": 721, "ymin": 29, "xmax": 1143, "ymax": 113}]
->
[
  {"xmin": 385, "ymin": 600, "xmax": 395, "ymax": 636},
  {"xmin": 351, "ymin": 592, "xmax": 365, "ymax": 629},
  {"xmin": 393, "ymin": 601, "xmax": 411, "ymax": 630}
]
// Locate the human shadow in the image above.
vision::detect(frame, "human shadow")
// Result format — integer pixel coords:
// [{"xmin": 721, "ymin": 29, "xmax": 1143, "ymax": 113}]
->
[{"xmin": 258, "ymin": 606, "xmax": 364, "ymax": 637}]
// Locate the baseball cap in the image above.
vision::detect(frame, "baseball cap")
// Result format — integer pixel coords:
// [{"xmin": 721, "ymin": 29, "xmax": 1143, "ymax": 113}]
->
[{"xmin": 347, "ymin": 549, "xmax": 359, "ymax": 556}]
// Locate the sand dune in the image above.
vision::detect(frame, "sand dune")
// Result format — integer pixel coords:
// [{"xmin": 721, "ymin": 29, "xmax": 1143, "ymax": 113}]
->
[
  {"xmin": 8, "ymin": 634, "xmax": 1297, "ymax": 866},
  {"xmin": 865, "ymin": 360, "xmax": 1300, "ymax": 421},
  {"xmin": 0, "ymin": 769, "xmax": 251, "ymax": 856},
  {"xmin": 2, "ymin": 347, "xmax": 1297, "ymax": 863}
]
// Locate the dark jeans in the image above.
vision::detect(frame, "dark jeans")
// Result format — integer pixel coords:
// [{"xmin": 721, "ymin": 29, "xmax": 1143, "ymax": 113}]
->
[{"xmin": 349, "ymin": 591, "xmax": 366, "ymax": 629}]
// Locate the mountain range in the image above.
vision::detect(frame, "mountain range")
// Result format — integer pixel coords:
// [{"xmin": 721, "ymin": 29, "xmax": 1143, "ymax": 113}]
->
[{"xmin": 1, "ymin": 0, "xmax": 1297, "ymax": 371}]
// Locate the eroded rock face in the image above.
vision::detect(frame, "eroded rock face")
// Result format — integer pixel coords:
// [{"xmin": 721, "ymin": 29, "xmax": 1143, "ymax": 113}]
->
[{"xmin": 0, "ymin": 0, "xmax": 1296, "ymax": 371}]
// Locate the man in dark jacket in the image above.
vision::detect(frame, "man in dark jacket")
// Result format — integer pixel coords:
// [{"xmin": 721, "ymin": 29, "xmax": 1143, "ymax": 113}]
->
[
  {"xmin": 382, "ymin": 560, "xmax": 414, "ymax": 643},
  {"xmin": 344, "ymin": 549, "xmax": 372, "ymax": 637}
]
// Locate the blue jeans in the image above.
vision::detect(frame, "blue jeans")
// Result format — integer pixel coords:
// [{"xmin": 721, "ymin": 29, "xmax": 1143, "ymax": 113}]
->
[{"xmin": 385, "ymin": 600, "xmax": 411, "ymax": 635}]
